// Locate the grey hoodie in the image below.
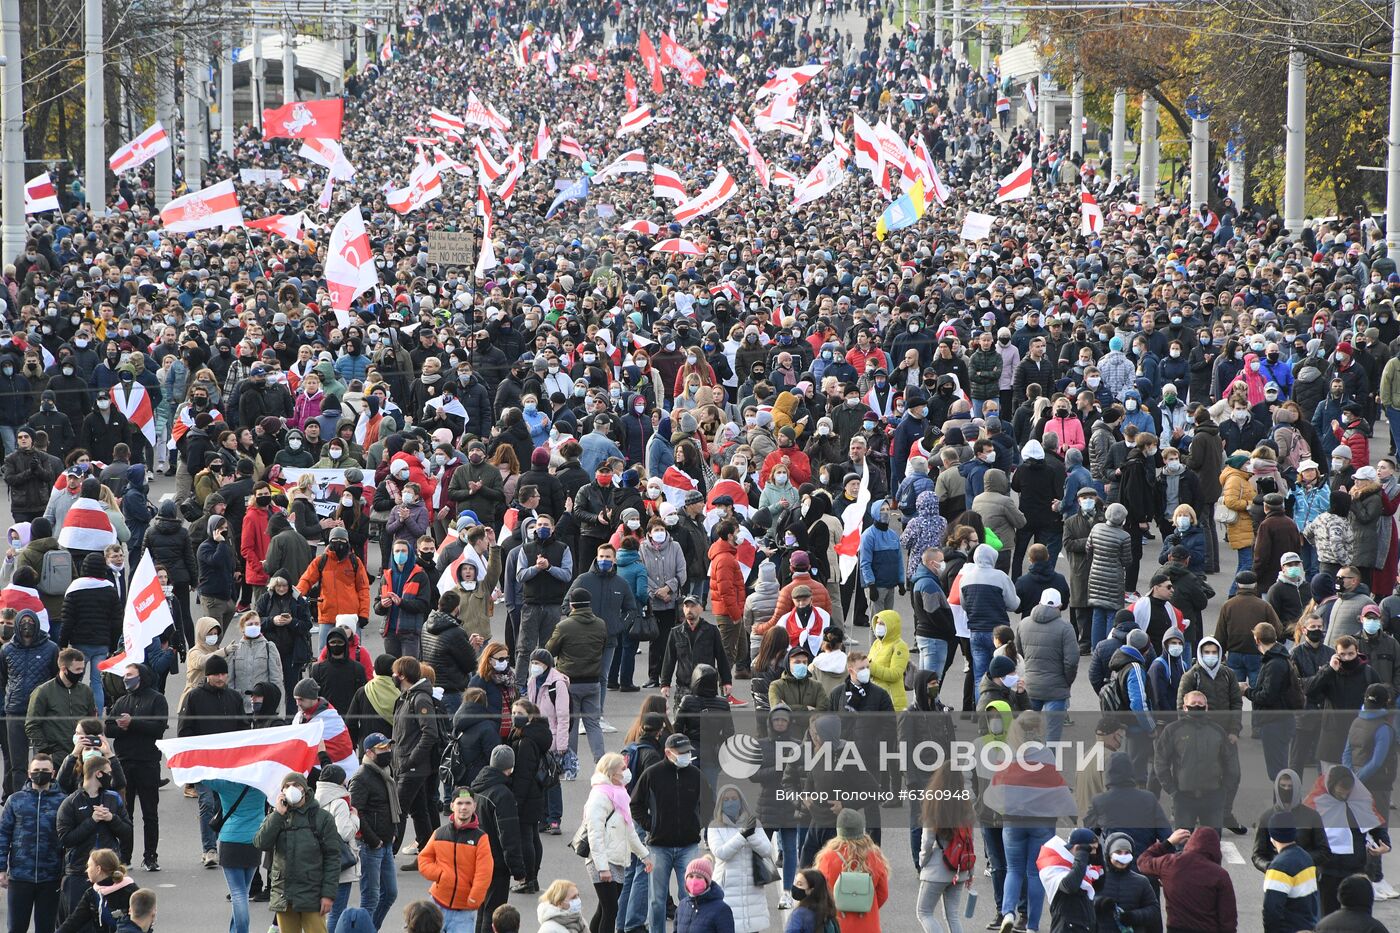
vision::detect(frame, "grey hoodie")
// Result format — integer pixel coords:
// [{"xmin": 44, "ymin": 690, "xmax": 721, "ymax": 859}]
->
[{"xmin": 1014, "ymin": 604, "xmax": 1081, "ymax": 701}]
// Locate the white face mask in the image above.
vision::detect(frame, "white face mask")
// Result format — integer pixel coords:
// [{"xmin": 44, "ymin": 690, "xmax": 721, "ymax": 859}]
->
[
  {"xmin": 651, "ymin": 530, "xmax": 667, "ymax": 543},
  {"xmin": 1168, "ymin": 643, "xmax": 1184, "ymax": 658},
  {"xmin": 621, "ymin": 768, "xmax": 632, "ymax": 785},
  {"xmin": 244, "ymin": 625, "xmax": 261, "ymax": 639},
  {"xmin": 341, "ymin": 495, "xmax": 354, "ymax": 508},
  {"xmin": 626, "ymin": 518, "xmax": 642, "ymax": 530},
  {"xmin": 674, "ymin": 753, "xmax": 693, "ymax": 768},
  {"xmin": 289, "ymin": 438, "xmax": 302, "ymax": 450},
  {"xmin": 1078, "ymin": 499, "xmax": 1095, "ymax": 513},
  {"xmin": 282, "ymin": 785, "xmax": 303, "ymax": 806},
  {"xmin": 568, "ymin": 898, "xmax": 583, "ymax": 914},
  {"xmin": 874, "ymin": 624, "xmax": 887, "ymax": 638},
  {"xmin": 492, "ymin": 658, "xmax": 509, "ymax": 672},
  {"xmin": 1002, "ymin": 673, "xmax": 1020, "ymax": 689},
  {"xmin": 529, "ymin": 662, "xmax": 545, "ymax": 678},
  {"xmin": 855, "ymin": 668, "xmax": 871, "ymax": 684},
  {"xmin": 205, "ymin": 634, "xmax": 218, "ymax": 646},
  {"xmin": 1110, "ymin": 852, "xmax": 1133, "ymax": 866}
]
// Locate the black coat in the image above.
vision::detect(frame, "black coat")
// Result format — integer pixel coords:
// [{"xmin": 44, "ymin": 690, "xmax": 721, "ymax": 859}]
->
[
  {"xmin": 509, "ymin": 717, "xmax": 552, "ymax": 824},
  {"xmin": 449, "ymin": 699, "xmax": 502, "ymax": 787},
  {"xmin": 3, "ymin": 448, "xmax": 54, "ymax": 514},
  {"xmin": 348, "ymin": 762, "xmax": 396, "ymax": 850},
  {"xmin": 419, "ymin": 610, "xmax": 479, "ymax": 693},
  {"xmin": 78, "ymin": 409, "xmax": 130, "ymax": 463},
  {"xmin": 102, "ymin": 664, "xmax": 168, "ymax": 763},
  {"xmin": 144, "ymin": 516, "xmax": 198, "ymax": 585},
  {"xmin": 1095, "ymin": 866, "xmax": 1161, "ymax": 933},
  {"xmin": 176, "ymin": 683, "xmax": 246, "ymax": 736},
  {"xmin": 469, "ymin": 764, "xmax": 528, "ymax": 879},
  {"xmin": 308, "ymin": 657, "xmax": 367, "ymax": 721},
  {"xmin": 1012, "ymin": 457, "xmax": 1066, "ymax": 531},
  {"xmin": 60, "ymin": 580, "xmax": 121, "ymax": 651}
]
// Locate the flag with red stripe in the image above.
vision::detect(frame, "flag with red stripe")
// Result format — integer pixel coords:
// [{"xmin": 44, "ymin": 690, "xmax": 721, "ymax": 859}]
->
[
  {"xmin": 113, "ymin": 381, "xmax": 155, "ymax": 447},
  {"xmin": 835, "ymin": 466, "xmax": 870, "ymax": 582},
  {"xmin": 0, "ymin": 583, "xmax": 49, "ymax": 633},
  {"xmin": 294, "ymin": 702, "xmax": 358, "ymax": 777},
  {"xmin": 263, "ymin": 99, "xmax": 344, "ymax": 140},
  {"xmin": 661, "ymin": 466, "xmax": 697, "ymax": 509},
  {"xmin": 996, "ymin": 153, "xmax": 1033, "ymax": 203},
  {"xmin": 984, "ymin": 749, "xmax": 1079, "ymax": 819},
  {"xmin": 23, "ymin": 174, "xmax": 59, "ymax": 215},
  {"xmin": 639, "ymin": 31, "xmax": 664, "ymax": 94},
  {"xmin": 673, "ymin": 167, "xmax": 737, "ymax": 224},
  {"xmin": 109, "ymin": 122, "xmax": 171, "ymax": 173},
  {"xmin": 99, "ymin": 551, "xmax": 174, "ymax": 672},
  {"xmin": 160, "ymin": 179, "xmax": 244, "ymax": 233},
  {"xmin": 158, "ymin": 722, "xmax": 326, "ymax": 797},
  {"xmin": 1038, "ymin": 836, "xmax": 1105, "ymax": 901},
  {"xmin": 57, "ymin": 498, "xmax": 117, "ymax": 551}
]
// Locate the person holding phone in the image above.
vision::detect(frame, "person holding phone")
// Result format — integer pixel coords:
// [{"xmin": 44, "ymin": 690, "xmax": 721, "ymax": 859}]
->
[{"xmin": 253, "ymin": 771, "xmax": 342, "ymax": 933}]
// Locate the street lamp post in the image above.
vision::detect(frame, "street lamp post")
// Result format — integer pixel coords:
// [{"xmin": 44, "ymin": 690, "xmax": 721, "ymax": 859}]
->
[
  {"xmin": 1110, "ymin": 88, "xmax": 1126, "ymax": 180},
  {"xmin": 1140, "ymin": 93, "xmax": 1159, "ymax": 207},
  {"xmin": 1070, "ymin": 73, "xmax": 1084, "ymax": 157},
  {"xmin": 84, "ymin": 0, "xmax": 105, "ymax": 210},
  {"xmin": 0, "ymin": 0, "xmax": 25, "ymax": 263},
  {"xmin": 1285, "ymin": 48, "xmax": 1307, "ymax": 235}
]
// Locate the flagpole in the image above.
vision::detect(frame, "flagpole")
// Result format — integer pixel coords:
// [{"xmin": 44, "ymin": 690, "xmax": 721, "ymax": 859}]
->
[
  {"xmin": 0, "ymin": 0, "xmax": 25, "ymax": 263},
  {"xmin": 251, "ymin": 22, "xmax": 265, "ymax": 132},
  {"xmin": 1284, "ymin": 47, "xmax": 1307, "ymax": 236},
  {"xmin": 1110, "ymin": 88, "xmax": 1126, "ymax": 180},
  {"xmin": 84, "ymin": 0, "xmax": 105, "ymax": 210}
]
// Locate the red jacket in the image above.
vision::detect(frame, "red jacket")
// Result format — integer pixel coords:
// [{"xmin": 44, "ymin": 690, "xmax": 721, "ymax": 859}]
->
[
  {"xmin": 388, "ymin": 452, "xmax": 437, "ymax": 503},
  {"xmin": 759, "ymin": 447, "xmax": 811, "ymax": 487},
  {"xmin": 707, "ymin": 538, "xmax": 746, "ymax": 619},
  {"xmin": 1136, "ymin": 829, "xmax": 1238, "ymax": 933},
  {"xmin": 240, "ymin": 504, "xmax": 280, "ymax": 586},
  {"xmin": 1333, "ymin": 421, "xmax": 1370, "ymax": 469},
  {"xmin": 315, "ymin": 629, "xmax": 374, "ymax": 680}
]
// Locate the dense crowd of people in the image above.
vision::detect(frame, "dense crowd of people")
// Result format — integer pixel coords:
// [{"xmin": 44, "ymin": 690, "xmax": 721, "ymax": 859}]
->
[{"xmin": 1, "ymin": 0, "xmax": 1400, "ymax": 932}]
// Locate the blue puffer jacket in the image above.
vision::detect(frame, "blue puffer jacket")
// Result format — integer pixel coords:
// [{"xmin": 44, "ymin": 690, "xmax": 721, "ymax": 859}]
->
[
  {"xmin": 616, "ymin": 547, "xmax": 650, "ymax": 607},
  {"xmin": 0, "ymin": 782, "xmax": 65, "ymax": 882},
  {"xmin": 859, "ymin": 501, "xmax": 905, "ymax": 589},
  {"xmin": 676, "ymin": 882, "xmax": 736, "ymax": 933},
  {"xmin": 1, "ymin": 620, "xmax": 58, "ymax": 715}
]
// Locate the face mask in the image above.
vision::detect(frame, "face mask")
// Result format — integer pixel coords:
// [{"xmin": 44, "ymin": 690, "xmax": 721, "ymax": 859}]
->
[
  {"xmin": 855, "ymin": 668, "xmax": 872, "ymax": 684},
  {"xmin": 567, "ymin": 897, "xmax": 584, "ymax": 914},
  {"xmin": 282, "ymin": 786, "xmax": 303, "ymax": 806},
  {"xmin": 529, "ymin": 662, "xmax": 546, "ymax": 679},
  {"xmin": 205, "ymin": 634, "xmax": 219, "ymax": 646},
  {"xmin": 1201, "ymin": 653, "xmax": 1220, "ymax": 668},
  {"xmin": 874, "ymin": 624, "xmax": 887, "ymax": 638},
  {"xmin": 649, "ymin": 530, "xmax": 667, "ymax": 544},
  {"xmin": 674, "ymin": 753, "xmax": 693, "ymax": 769},
  {"xmin": 1002, "ymin": 673, "xmax": 1020, "ymax": 689},
  {"xmin": 791, "ymin": 663, "xmax": 809, "ymax": 679},
  {"xmin": 289, "ymin": 438, "xmax": 302, "ymax": 451},
  {"xmin": 340, "ymin": 495, "xmax": 354, "ymax": 508},
  {"xmin": 721, "ymin": 799, "xmax": 743, "ymax": 821},
  {"xmin": 981, "ymin": 452, "xmax": 996, "ymax": 464},
  {"xmin": 1232, "ymin": 409, "xmax": 1249, "ymax": 423},
  {"xmin": 1305, "ymin": 628, "xmax": 1324, "ymax": 643},
  {"xmin": 1111, "ymin": 852, "xmax": 1133, "ymax": 867},
  {"xmin": 863, "ymin": 420, "xmax": 876, "ymax": 431},
  {"xmin": 773, "ymin": 472, "xmax": 788, "ymax": 484},
  {"xmin": 1125, "ymin": 399, "xmax": 1138, "ymax": 411},
  {"xmin": 255, "ymin": 495, "xmax": 272, "ymax": 508},
  {"xmin": 1078, "ymin": 499, "xmax": 1095, "ymax": 513},
  {"xmin": 537, "ymin": 526, "xmax": 553, "ymax": 541},
  {"xmin": 244, "ymin": 625, "xmax": 261, "ymax": 639},
  {"xmin": 1174, "ymin": 516, "xmax": 1191, "ymax": 532},
  {"xmin": 393, "ymin": 551, "xmax": 409, "ymax": 567},
  {"xmin": 29, "ymin": 770, "xmax": 52, "ymax": 787},
  {"xmin": 686, "ymin": 879, "xmax": 708, "ymax": 896},
  {"xmin": 123, "ymin": 674, "xmax": 140, "ymax": 691},
  {"xmin": 1086, "ymin": 376, "xmax": 1101, "ymax": 388},
  {"xmin": 1364, "ymin": 619, "xmax": 1383, "ymax": 635},
  {"xmin": 1285, "ymin": 566, "xmax": 1304, "ymax": 581},
  {"xmin": 492, "ymin": 658, "xmax": 509, "ymax": 672}
]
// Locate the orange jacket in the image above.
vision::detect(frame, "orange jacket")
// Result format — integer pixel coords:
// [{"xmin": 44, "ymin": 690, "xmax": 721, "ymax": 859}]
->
[
  {"xmin": 296, "ymin": 549, "xmax": 371, "ymax": 625},
  {"xmin": 816, "ymin": 844, "xmax": 890, "ymax": 933},
  {"xmin": 754, "ymin": 573, "xmax": 833, "ymax": 636},
  {"xmin": 418, "ymin": 819, "xmax": 494, "ymax": 911},
  {"xmin": 707, "ymin": 538, "xmax": 746, "ymax": 619}
]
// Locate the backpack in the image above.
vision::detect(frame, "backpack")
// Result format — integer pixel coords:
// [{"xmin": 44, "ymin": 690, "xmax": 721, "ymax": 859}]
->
[
  {"xmin": 622, "ymin": 741, "xmax": 658, "ymax": 793},
  {"xmin": 832, "ymin": 853, "xmax": 875, "ymax": 914},
  {"xmin": 940, "ymin": 826, "xmax": 976, "ymax": 876},
  {"xmin": 38, "ymin": 548, "xmax": 72, "ymax": 596},
  {"xmin": 536, "ymin": 747, "xmax": 563, "ymax": 788},
  {"xmin": 439, "ymin": 729, "xmax": 467, "ymax": 789},
  {"xmin": 178, "ymin": 493, "xmax": 203, "ymax": 523},
  {"xmin": 1098, "ymin": 666, "xmax": 1129, "ymax": 713}
]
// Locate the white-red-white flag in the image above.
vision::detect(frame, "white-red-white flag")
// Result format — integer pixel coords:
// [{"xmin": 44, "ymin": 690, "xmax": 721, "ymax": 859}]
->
[
  {"xmin": 836, "ymin": 466, "xmax": 871, "ymax": 582},
  {"xmin": 23, "ymin": 174, "xmax": 59, "ymax": 215},
  {"xmin": 790, "ymin": 150, "xmax": 845, "ymax": 210},
  {"xmin": 639, "ymin": 31, "xmax": 664, "ymax": 94},
  {"xmin": 157, "ymin": 722, "xmax": 326, "ymax": 798},
  {"xmin": 112, "ymin": 381, "xmax": 155, "ymax": 446},
  {"xmin": 530, "ymin": 117, "xmax": 553, "ymax": 163},
  {"xmin": 473, "ymin": 137, "xmax": 507, "ymax": 184},
  {"xmin": 1080, "ymin": 186, "xmax": 1104, "ymax": 236},
  {"xmin": 246, "ymin": 212, "xmax": 305, "ymax": 241},
  {"xmin": 99, "ymin": 551, "xmax": 172, "ymax": 672},
  {"xmin": 109, "ymin": 122, "xmax": 170, "ymax": 174},
  {"xmin": 432, "ymin": 147, "xmax": 473, "ymax": 177},
  {"xmin": 58, "ymin": 498, "xmax": 117, "ymax": 552},
  {"xmin": 594, "ymin": 148, "xmax": 648, "ymax": 183},
  {"xmin": 851, "ymin": 114, "xmax": 883, "ymax": 176},
  {"xmin": 558, "ymin": 136, "xmax": 586, "ymax": 161},
  {"xmin": 388, "ymin": 155, "xmax": 443, "ymax": 214},
  {"xmin": 427, "ymin": 107, "xmax": 466, "ymax": 142},
  {"xmin": 673, "ymin": 167, "xmax": 737, "ymax": 224},
  {"xmin": 617, "ymin": 105, "xmax": 656, "ymax": 137},
  {"xmin": 653, "ymin": 165, "xmax": 688, "ymax": 202},
  {"xmin": 496, "ymin": 144, "xmax": 526, "ymax": 204},
  {"xmin": 475, "ymin": 185, "xmax": 497, "ymax": 281},
  {"xmin": 661, "ymin": 466, "xmax": 697, "ymax": 508},
  {"xmin": 325, "ymin": 206, "xmax": 378, "ymax": 320},
  {"xmin": 160, "ymin": 179, "xmax": 244, "ymax": 233},
  {"xmin": 299, "ymin": 138, "xmax": 355, "ymax": 180},
  {"xmin": 996, "ymin": 153, "xmax": 1034, "ymax": 203},
  {"xmin": 282, "ymin": 176, "xmax": 307, "ymax": 193}
]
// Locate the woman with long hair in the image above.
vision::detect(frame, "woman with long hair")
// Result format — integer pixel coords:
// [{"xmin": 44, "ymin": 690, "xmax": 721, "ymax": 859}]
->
[
  {"xmin": 580, "ymin": 753, "xmax": 651, "ymax": 933},
  {"xmin": 490, "ymin": 444, "xmax": 522, "ymax": 506},
  {"xmin": 916, "ymin": 766, "xmax": 974, "ymax": 933},
  {"xmin": 508, "ymin": 698, "xmax": 551, "ymax": 894},
  {"xmin": 706, "ymin": 785, "xmax": 773, "ymax": 933},
  {"xmin": 784, "ymin": 868, "xmax": 839, "ymax": 933},
  {"xmin": 815, "ymin": 809, "xmax": 890, "ymax": 933},
  {"xmin": 468, "ymin": 641, "xmax": 519, "ymax": 741},
  {"xmin": 60, "ymin": 848, "xmax": 137, "ymax": 933}
]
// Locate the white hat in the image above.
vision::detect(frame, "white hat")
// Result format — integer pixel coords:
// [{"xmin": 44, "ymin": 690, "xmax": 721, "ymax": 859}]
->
[
  {"xmin": 335, "ymin": 613, "xmax": 358, "ymax": 627},
  {"xmin": 1039, "ymin": 589, "xmax": 1063, "ymax": 609},
  {"xmin": 1298, "ymin": 459, "xmax": 1319, "ymax": 472}
]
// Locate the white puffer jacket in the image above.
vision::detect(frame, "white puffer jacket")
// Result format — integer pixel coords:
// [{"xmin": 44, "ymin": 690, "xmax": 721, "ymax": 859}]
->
[
  {"xmin": 314, "ymin": 781, "xmax": 360, "ymax": 883},
  {"xmin": 704, "ymin": 800, "xmax": 774, "ymax": 933},
  {"xmin": 582, "ymin": 773, "xmax": 648, "ymax": 873}
]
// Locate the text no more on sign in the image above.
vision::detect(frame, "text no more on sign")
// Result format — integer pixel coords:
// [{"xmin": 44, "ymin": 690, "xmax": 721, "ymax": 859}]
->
[{"xmin": 431, "ymin": 231, "xmax": 476, "ymax": 269}]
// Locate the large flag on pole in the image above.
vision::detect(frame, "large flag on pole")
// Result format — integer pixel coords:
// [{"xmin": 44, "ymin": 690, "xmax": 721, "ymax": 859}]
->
[
  {"xmin": 23, "ymin": 174, "xmax": 59, "ymax": 215},
  {"xmin": 159, "ymin": 180, "xmax": 244, "ymax": 233},
  {"xmin": 836, "ymin": 467, "xmax": 871, "ymax": 583},
  {"xmin": 99, "ymin": 551, "xmax": 175, "ymax": 672},
  {"xmin": 109, "ymin": 122, "xmax": 170, "ymax": 173},
  {"xmin": 639, "ymin": 31, "xmax": 664, "ymax": 94},
  {"xmin": 325, "ymin": 206, "xmax": 378, "ymax": 324},
  {"xmin": 996, "ymin": 153, "xmax": 1034, "ymax": 203},
  {"xmin": 673, "ymin": 167, "xmax": 737, "ymax": 224},
  {"xmin": 262, "ymin": 99, "xmax": 344, "ymax": 140},
  {"xmin": 157, "ymin": 722, "xmax": 326, "ymax": 798}
]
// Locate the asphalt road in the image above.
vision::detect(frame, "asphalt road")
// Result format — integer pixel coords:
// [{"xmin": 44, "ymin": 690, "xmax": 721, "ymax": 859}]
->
[{"xmin": 13, "ymin": 414, "xmax": 1392, "ymax": 933}]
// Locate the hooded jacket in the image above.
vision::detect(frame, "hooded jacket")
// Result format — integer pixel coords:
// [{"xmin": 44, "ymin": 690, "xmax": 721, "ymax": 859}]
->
[
  {"xmin": 1085, "ymin": 751, "xmax": 1172, "ymax": 859},
  {"xmin": 707, "ymin": 537, "xmax": 746, "ymax": 619},
  {"xmin": 1251, "ymin": 768, "xmax": 1328, "ymax": 872},
  {"xmin": 263, "ymin": 512, "xmax": 314, "ymax": 588},
  {"xmin": 448, "ymin": 698, "xmax": 503, "ymax": 788},
  {"xmin": 1137, "ymin": 828, "xmax": 1239, "ymax": 933},
  {"xmin": 858, "ymin": 501, "xmax": 904, "ymax": 589},
  {"xmin": 971, "ymin": 468, "xmax": 1025, "ymax": 547},
  {"xmin": 1013, "ymin": 560, "xmax": 1070, "ymax": 617},
  {"xmin": 468, "ymin": 764, "xmax": 527, "ymax": 881},
  {"xmin": 956, "ymin": 544, "xmax": 1019, "ymax": 633},
  {"xmin": 253, "ymin": 781, "xmax": 341, "ymax": 914},
  {"xmin": 1014, "ymin": 604, "xmax": 1079, "ymax": 701},
  {"xmin": 103, "ymin": 663, "xmax": 168, "ymax": 762},
  {"xmin": 420, "ymin": 610, "xmax": 478, "ymax": 692},
  {"xmin": 1012, "ymin": 445, "xmax": 1065, "ymax": 530},
  {"xmin": 1, "ymin": 612, "xmax": 57, "ymax": 715},
  {"xmin": 224, "ymin": 629, "xmax": 284, "ymax": 705},
  {"xmin": 1177, "ymin": 637, "xmax": 1244, "ymax": 735},
  {"xmin": 867, "ymin": 609, "xmax": 909, "ymax": 707}
]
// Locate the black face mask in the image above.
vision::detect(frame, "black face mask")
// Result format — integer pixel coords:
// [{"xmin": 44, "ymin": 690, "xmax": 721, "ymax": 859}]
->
[
  {"xmin": 1340, "ymin": 656, "xmax": 1362, "ymax": 670},
  {"xmin": 373, "ymin": 751, "xmax": 392, "ymax": 768},
  {"xmin": 1305, "ymin": 629, "xmax": 1325, "ymax": 644},
  {"xmin": 255, "ymin": 495, "xmax": 271, "ymax": 508},
  {"xmin": 330, "ymin": 645, "xmax": 347, "ymax": 657},
  {"xmin": 791, "ymin": 887, "xmax": 809, "ymax": 902},
  {"xmin": 330, "ymin": 541, "xmax": 349, "ymax": 557},
  {"xmin": 511, "ymin": 713, "xmax": 528, "ymax": 730},
  {"xmin": 29, "ymin": 770, "xmax": 52, "ymax": 787}
]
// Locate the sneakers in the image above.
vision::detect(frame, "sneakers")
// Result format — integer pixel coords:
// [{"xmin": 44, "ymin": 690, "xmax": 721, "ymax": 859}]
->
[
  {"xmin": 142, "ymin": 857, "xmax": 160, "ymax": 872},
  {"xmin": 727, "ymin": 694, "xmax": 746, "ymax": 706},
  {"xmin": 599, "ymin": 719, "xmax": 618, "ymax": 734},
  {"xmin": 1374, "ymin": 880, "xmax": 1399, "ymax": 900},
  {"xmin": 547, "ymin": 821, "xmax": 562, "ymax": 835},
  {"xmin": 778, "ymin": 893, "xmax": 795, "ymax": 910},
  {"xmin": 399, "ymin": 841, "xmax": 418, "ymax": 857},
  {"xmin": 997, "ymin": 913, "xmax": 1016, "ymax": 933},
  {"xmin": 202, "ymin": 850, "xmax": 218, "ymax": 869}
]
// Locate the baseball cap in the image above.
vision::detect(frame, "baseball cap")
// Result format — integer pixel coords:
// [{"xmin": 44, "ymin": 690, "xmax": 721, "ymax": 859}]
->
[
  {"xmin": 665, "ymin": 734, "xmax": 694, "ymax": 753},
  {"xmin": 361, "ymin": 732, "xmax": 393, "ymax": 754},
  {"xmin": 1281, "ymin": 552, "xmax": 1302, "ymax": 566}
]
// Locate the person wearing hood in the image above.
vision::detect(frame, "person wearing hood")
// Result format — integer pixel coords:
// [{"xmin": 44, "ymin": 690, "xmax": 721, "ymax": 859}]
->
[
  {"xmin": 255, "ymin": 575, "xmax": 313, "ymax": 715},
  {"xmin": 1093, "ymin": 833, "xmax": 1162, "ymax": 933},
  {"xmin": 703, "ymin": 785, "xmax": 771, "ymax": 933},
  {"xmin": 1085, "ymin": 750, "xmax": 1172, "ymax": 861},
  {"xmin": 309, "ymin": 626, "xmax": 369, "ymax": 719},
  {"xmin": 314, "ymin": 763, "xmax": 360, "ymax": 933},
  {"xmin": 972, "ymin": 468, "xmax": 1025, "ymax": 574},
  {"xmin": 505, "ymin": 698, "xmax": 552, "ymax": 891},
  {"xmin": 254, "ymin": 770, "xmax": 342, "ymax": 930},
  {"xmin": 119, "ymin": 463, "xmax": 153, "ymax": 563},
  {"xmin": 959, "ymin": 542, "xmax": 1020, "ymax": 701},
  {"xmin": 1341, "ymin": 684, "xmax": 1398, "ymax": 852},
  {"xmin": 103, "ymin": 661, "xmax": 168, "ymax": 872},
  {"xmin": 1, "ymin": 608, "xmax": 57, "ymax": 793},
  {"xmin": 420, "ymin": 591, "xmax": 479, "ymax": 718},
  {"xmin": 1316, "ymin": 873, "xmax": 1390, "ymax": 931},
  {"xmin": 1251, "ymin": 768, "xmax": 1327, "ymax": 873},
  {"xmin": 466, "ymin": 747, "xmax": 526, "ymax": 924},
  {"xmin": 1104, "ymin": 628, "xmax": 1156, "ymax": 782},
  {"xmin": 867, "ymin": 609, "xmax": 909, "ymax": 708},
  {"xmin": 675, "ymin": 664, "xmax": 736, "ymax": 788},
  {"xmin": 854, "ymin": 497, "xmax": 907, "ymax": 616},
  {"xmin": 1137, "ymin": 826, "xmax": 1238, "ymax": 932},
  {"xmin": 272, "ymin": 428, "xmax": 315, "ymax": 469},
  {"xmin": 1011, "ymin": 439, "xmax": 1066, "ymax": 578},
  {"xmin": 1306, "ymin": 766, "xmax": 1392, "ymax": 914},
  {"xmin": 1147, "ymin": 628, "xmax": 1190, "ymax": 715}
]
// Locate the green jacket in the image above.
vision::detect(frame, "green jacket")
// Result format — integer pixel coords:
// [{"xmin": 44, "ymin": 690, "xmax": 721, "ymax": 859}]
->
[
  {"xmin": 968, "ymin": 348, "xmax": 1004, "ymax": 400},
  {"xmin": 546, "ymin": 608, "xmax": 609, "ymax": 682},
  {"xmin": 25, "ymin": 675, "xmax": 96, "ymax": 755},
  {"xmin": 767, "ymin": 671, "xmax": 830, "ymax": 712},
  {"xmin": 253, "ymin": 798, "xmax": 341, "ymax": 912}
]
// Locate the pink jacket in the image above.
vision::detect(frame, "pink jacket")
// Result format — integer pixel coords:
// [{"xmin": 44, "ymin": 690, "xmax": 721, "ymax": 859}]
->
[
  {"xmin": 289, "ymin": 391, "xmax": 324, "ymax": 430},
  {"xmin": 1045, "ymin": 414, "xmax": 1086, "ymax": 452},
  {"xmin": 527, "ymin": 666, "xmax": 571, "ymax": 754}
]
